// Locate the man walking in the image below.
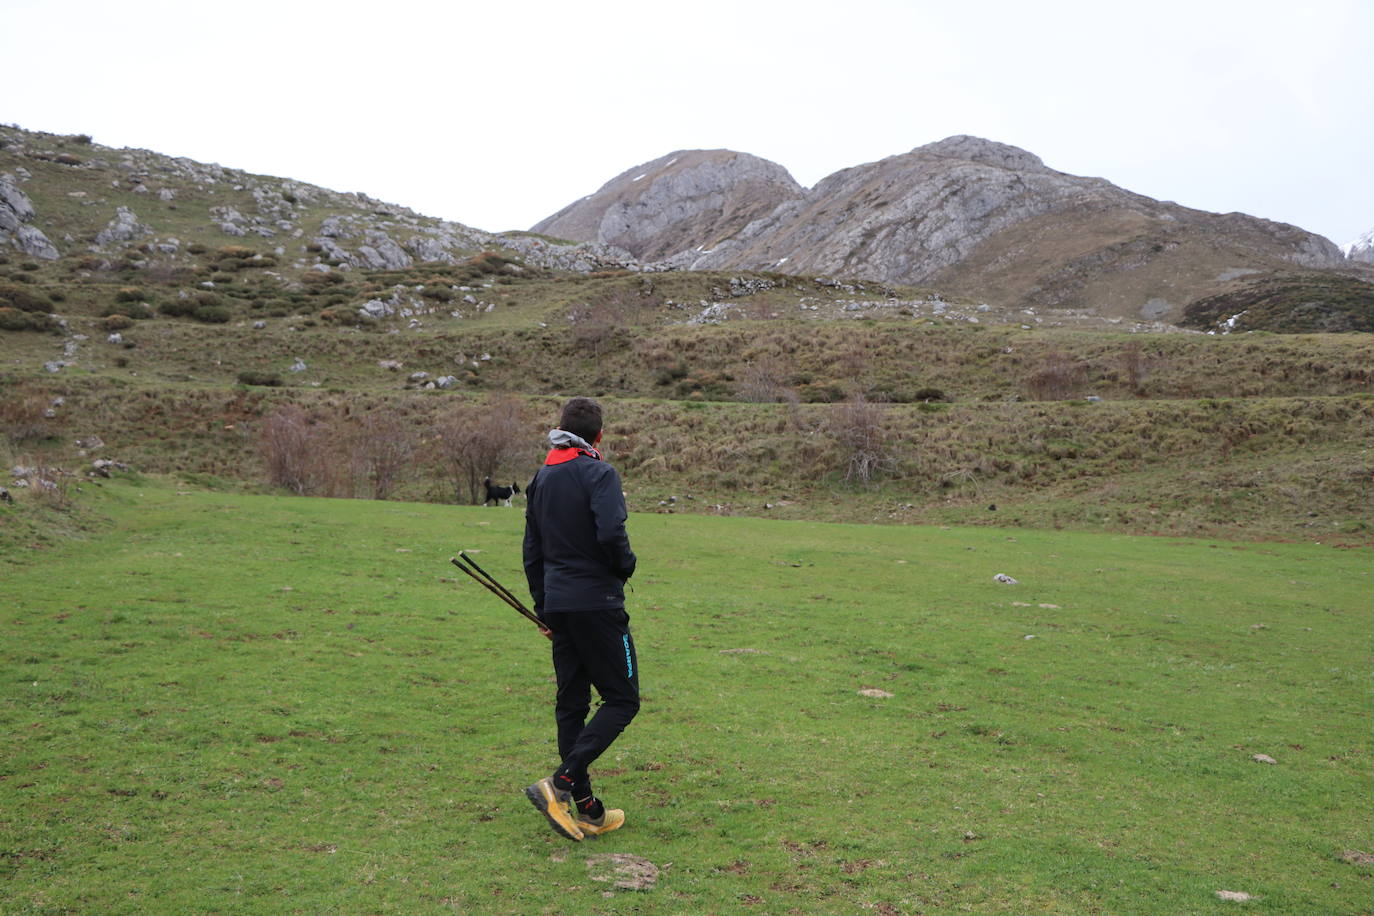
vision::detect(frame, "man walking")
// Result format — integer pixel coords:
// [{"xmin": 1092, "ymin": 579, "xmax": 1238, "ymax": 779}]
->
[{"xmin": 522, "ymin": 397, "xmax": 639, "ymax": 841}]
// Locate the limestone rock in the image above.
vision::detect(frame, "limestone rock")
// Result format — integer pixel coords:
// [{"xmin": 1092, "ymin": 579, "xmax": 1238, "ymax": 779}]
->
[
  {"xmin": 1, "ymin": 176, "xmax": 59, "ymax": 259},
  {"xmin": 1348, "ymin": 227, "xmax": 1374, "ymax": 264},
  {"xmin": 532, "ymin": 149, "xmax": 805, "ymax": 261},
  {"xmin": 95, "ymin": 206, "xmax": 152, "ymax": 246},
  {"xmin": 539, "ymin": 136, "xmax": 1351, "ymax": 318}
]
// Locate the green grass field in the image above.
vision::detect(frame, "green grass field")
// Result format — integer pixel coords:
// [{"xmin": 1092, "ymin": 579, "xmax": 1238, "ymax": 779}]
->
[{"xmin": 2, "ymin": 479, "xmax": 1372, "ymax": 913}]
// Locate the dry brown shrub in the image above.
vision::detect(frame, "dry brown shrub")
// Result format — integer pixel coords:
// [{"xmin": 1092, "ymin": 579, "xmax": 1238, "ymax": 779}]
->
[
  {"xmin": 345, "ymin": 412, "xmax": 413, "ymax": 500},
  {"xmin": 1025, "ymin": 351, "xmax": 1087, "ymax": 401},
  {"xmin": 259, "ymin": 404, "xmax": 333, "ymax": 495},
  {"xmin": 1, "ymin": 389, "xmax": 52, "ymax": 446},
  {"xmin": 431, "ymin": 396, "xmax": 529, "ymax": 504},
  {"xmin": 826, "ymin": 394, "xmax": 895, "ymax": 485},
  {"xmin": 735, "ymin": 357, "xmax": 793, "ymax": 403}
]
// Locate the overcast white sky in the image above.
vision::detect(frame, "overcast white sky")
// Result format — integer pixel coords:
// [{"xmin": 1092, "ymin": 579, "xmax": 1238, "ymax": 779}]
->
[{"xmin": 5, "ymin": 0, "xmax": 1371, "ymax": 246}]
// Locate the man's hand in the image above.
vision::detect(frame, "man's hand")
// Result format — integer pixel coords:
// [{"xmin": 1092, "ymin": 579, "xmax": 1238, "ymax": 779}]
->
[{"xmin": 539, "ymin": 625, "xmax": 553, "ymax": 641}]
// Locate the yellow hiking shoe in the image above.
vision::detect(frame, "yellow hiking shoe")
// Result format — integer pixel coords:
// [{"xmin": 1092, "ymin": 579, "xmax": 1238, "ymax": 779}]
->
[
  {"xmin": 576, "ymin": 807, "xmax": 625, "ymax": 837},
  {"xmin": 524, "ymin": 777, "xmax": 583, "ymax": 841}
]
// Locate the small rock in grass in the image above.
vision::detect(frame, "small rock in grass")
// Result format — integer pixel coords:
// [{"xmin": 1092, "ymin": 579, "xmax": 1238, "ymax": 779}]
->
[
  {"xmin": 1023, "ymin": 635, "xmax": 1037, "ymax": 640},
  {"xmin": 1012, "ymin": 601, "xmax": 1031, "ymax": 607},
  {"xmin": 858, "ymin": 688, "xmax": 894, "ymax": 698},
  {"xmin": 1251, "ymin": 753, "xmax": 1277, "ymax": 765},
  {"xmin": 1039, "ymin": 603, "xmax": 1060, "ymax": 609},
  {"xmin": 1215, "ymin": 890, "xmax": 1254, "ymax": 902},
  {"xmin": 720, "ymin": 648, "xmax": 765, "ymax": 655},
  {"xmin": 994, "ymin": 573, "xmax": 1018, "ymax": 584}
]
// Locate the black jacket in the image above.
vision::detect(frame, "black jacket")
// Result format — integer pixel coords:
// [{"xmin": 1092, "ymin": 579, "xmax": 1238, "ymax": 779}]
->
[{"xmin": 523, "ymin": 451, "xmax": 636, "ymax": 613}]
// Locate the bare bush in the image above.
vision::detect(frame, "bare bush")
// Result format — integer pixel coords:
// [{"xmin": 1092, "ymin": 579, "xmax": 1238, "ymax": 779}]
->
[
  {"xmin": 826, "ymin": 395, "xmax": 895, "ymax": 485},
  {"xmin": 1025, "ymin": 351, "xmax": 1087, "ymax": 401},
  {"xmin": 568, "ymin": 289, "xmax": 638, "ymax": 357},
  {"xmin": 735, "ymin": 357, "xmax": 793, "ymax": 403},
  {"xmin": 432, "ymin": 396, "xmax": 528, "ymax": 504},
  {"xmin": 1121, "ymin": 340, "xmax": 1150, "ymax": 394},
  {"xmin": 17, "ymin": 465, "xmax": 72, "ymax": 510},
  {"xmin": 348, "ymin": 413, "xmax": 413, "ymax": 500},
  {"xmin": 259, "ymin": 405, "xmax": 332, "ymax": 495},
  {"xmin": 0, "ymin": 388, "xmax": 52, "ymax": 445}
]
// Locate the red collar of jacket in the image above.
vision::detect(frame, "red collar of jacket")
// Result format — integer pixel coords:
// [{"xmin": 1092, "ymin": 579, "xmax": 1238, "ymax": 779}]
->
[{"xmin": 545, "ymin": 446, "xmax": 602, "ymax": 465}]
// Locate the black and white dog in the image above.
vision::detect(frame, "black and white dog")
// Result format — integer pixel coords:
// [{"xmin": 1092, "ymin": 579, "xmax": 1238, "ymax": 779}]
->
[{"xmin": 483, "ymin": 477, "xmax": 520, "ymax": 506}]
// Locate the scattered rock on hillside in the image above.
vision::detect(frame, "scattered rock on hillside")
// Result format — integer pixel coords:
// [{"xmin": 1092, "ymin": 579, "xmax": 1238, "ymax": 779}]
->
[
  {"xmin": 994, "ymin": 573, "xmax": 1019, "ymax": 584},
  {"xmin": 1, "ymin": 175, "xmax": 60, "ymax": 259},
  {"xmin": 1251, "ymin": 753, "xmax": 1277, "ymax": 765},
  {"xmin": 858, "ymin": 688, "xmax": 894, "ymax": 698},
  {"xmin": 586, "ymin": 853, "xmax": 659, "ymax": 892},
  {"xmin": 94, "ymin": 206, "xmax": 152, "ymax": 246},
  {"xmin": 1215, "ymin": 890, "xmax": 1254, "ymax": 902}
]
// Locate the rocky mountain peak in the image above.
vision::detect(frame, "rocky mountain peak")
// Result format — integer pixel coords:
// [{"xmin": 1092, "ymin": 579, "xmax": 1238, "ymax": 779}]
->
[
  {"xmin": 912, "ymin": 134, "xmax": 1046, "ymax": 171},
  {"xmin": 1347, "ymin": 227, "xmax": 1374, "ymax": 264},
  {"xmin": 530, "ymin": 149, "xmax": 804, "ymax": 261}
]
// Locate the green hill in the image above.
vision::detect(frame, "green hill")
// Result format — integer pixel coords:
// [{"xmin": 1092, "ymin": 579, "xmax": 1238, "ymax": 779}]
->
[{"xmin": 3, "ymin": 124, "xmax": 1373, "ymax": 544}]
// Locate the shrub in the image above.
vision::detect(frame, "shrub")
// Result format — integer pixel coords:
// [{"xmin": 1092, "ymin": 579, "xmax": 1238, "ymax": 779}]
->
[
  {"xmin": 193, "ymin": 305, "xmax": 232, "ymax": 323},
  {"xmin": 0, "ymin": 308, "xmax": 55, "ymax": 331},
  {"xmin": 101, "ymin": 301, "xmax": 154, "ymax": 320},
  {"xmin": 159, "ymin": 298, "xmax": 196, "ymax": 318},
  {"xmin": 103, "ymin": 314, "xmax": 134, "ymax": 331},
  {"xmin": 800, "ymin": 383, "xmax": 846, "ymax": 403},
  {"xmin": 0, "ymin": 283, "xmax": 52, "ymax": 313},
  {"xmin": 20, "ymin": 261, "xmax": 40, "ymax": 271},
  {"xmin": 0, "ymin": 388, "xmax": 53, "ymax": 443},
  {"xmin": 826, "ymin": 395, "xmax": 896, "ymax": 486},
  {"xmin": 237, "ymin": 371, "xmax": 283, "ymax": 387},
  {"xmin": 55, "ymin": 153, "xmax": 83, "ymax": 166},
  {"xmin": 259, "ymin": 405, "xmax": 329, "ymax": 495},
  {"xmin": 114, "ymin": 287, "xmax": 144, "ymax": 302},
  {"xmin": 186, "ymin": 243, "xmax": 208, "ymax": 255},
  {"xmin": 1025, "ymin": 351, "xmax": 1086, "ymax": 401},
  {"xmin": 430, "ymin": 397, "xmax": 529, "ymax": 504},
  {"xmin": 194, "ymin": 291, "xmax": 222, "ymax": 307}
]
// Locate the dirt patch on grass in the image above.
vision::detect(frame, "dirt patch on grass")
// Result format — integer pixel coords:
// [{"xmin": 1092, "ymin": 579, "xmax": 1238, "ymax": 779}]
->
[{"xmin": 586, "ymin": 853, "xmax": 659, "ymax": 891}]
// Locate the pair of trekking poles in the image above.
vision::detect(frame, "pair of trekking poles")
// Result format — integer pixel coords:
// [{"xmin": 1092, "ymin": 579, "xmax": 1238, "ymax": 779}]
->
[{"xmin": 450, "ymin": 551, "xmax": 547, "ymax": 634}]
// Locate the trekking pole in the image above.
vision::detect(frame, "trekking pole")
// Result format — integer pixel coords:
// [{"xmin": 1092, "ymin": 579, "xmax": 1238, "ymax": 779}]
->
[
  {"xmin": 457, "ymin": 550, "xmax": 531, "ymax": 614},
  {"xmin": 450, "ymin": 554, "xmax": 546, "ymax": 630}
]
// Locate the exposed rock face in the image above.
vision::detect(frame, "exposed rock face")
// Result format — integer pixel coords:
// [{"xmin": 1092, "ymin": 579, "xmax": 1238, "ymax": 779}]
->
[
  {"xmin": 95, "ymin": 206, "xmax": 152, "ymax": 247},
  {"xmin": 0, "ymin": 175, "xmax": 60, "ymax": 259},
  {"xmin": 1348, "ymin": 228, "xmax": 1374, "ymax": 264},
  {"xmin": 688, "ymin": 136, "xmax": 1347, "ymax": 319},
  {"xmin": 531, "ymin": 150, "xmax": 805, "ymax": 260},
  {"xmin": 538, "ymin": 136, "xmax": 1350, "ymax": 320}
]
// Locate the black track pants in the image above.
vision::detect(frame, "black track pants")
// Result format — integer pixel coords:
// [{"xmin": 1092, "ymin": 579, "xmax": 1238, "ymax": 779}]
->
[{"xmin": 546, "ymin": 608, "xmax": 640, "ymax": 783}]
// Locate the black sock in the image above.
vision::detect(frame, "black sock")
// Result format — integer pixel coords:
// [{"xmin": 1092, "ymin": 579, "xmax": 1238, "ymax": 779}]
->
[
  {"xmin": 575, "ymin": 795, "xmax": 605, "ymax": 820},
  {"xmin": 552, "ymin": 771, "xmax": 577, "ymax": 796}
]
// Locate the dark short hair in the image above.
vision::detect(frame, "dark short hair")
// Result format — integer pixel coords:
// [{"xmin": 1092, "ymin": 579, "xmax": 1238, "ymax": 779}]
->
[{"xmin": 559, "ymin": 397, "xmax": 603, "ymax": 444}]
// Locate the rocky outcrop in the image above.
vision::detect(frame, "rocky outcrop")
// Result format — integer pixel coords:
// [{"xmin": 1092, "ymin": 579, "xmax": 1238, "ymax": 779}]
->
[
  {"xmin": 94, "ymin": 206, "xmax": 152, "ymax": 247},
  {"xmin": 539, "ymin": 136, "xmax": 1350, "ymax": 320},
  {"xmin": 1348, "ymin": 228, "xmax": 1374, "ymax": 265},
  {"xmin": 0, "ymin": 175, "xmax": 60, "ymax": 259},
  {"xmin": 531, "ymin": 150, "xmax": 805, "ymax": 261}
]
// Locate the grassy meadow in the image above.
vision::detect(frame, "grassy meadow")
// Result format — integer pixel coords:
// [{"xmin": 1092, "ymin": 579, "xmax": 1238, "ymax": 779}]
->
[{"xmin": 2, "ymin": 477, "xmax": 1372, "ymax": 913}]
